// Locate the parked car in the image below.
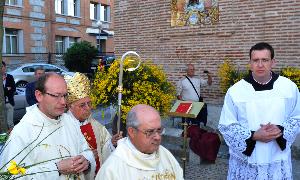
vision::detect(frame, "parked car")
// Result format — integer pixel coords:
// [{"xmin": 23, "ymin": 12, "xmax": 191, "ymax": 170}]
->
[
  {"xmin": 13, "ymin": 88, "xmax": 29, "ymax": 124},
  {"xmin": 8, "ymin": 63, "xmax": 75, "ymax": 88}
]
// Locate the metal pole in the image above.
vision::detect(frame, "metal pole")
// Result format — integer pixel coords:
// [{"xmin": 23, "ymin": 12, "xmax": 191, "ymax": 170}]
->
[
  {"xmin": 98, "ymin": 26, "xmax": 101, "ymax": 54},
  {"xmin": 97, "ymin": 20, "xmax": 102, "ymax": 55},
  {"xmin": 181, "ymin": 118, "xmax": 188, "ymax": 178}
]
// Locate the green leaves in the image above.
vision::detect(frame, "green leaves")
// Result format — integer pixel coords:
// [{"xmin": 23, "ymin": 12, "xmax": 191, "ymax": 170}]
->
[{"xmin": 63, "ymin": 41, "xmax": 98, "ymax": 73}]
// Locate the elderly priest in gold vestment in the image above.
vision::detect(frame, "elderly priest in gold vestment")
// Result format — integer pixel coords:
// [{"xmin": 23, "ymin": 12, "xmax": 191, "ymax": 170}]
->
[{"xmin": 96, "ymin": 104, "xmax": 183, "ymax": 180}]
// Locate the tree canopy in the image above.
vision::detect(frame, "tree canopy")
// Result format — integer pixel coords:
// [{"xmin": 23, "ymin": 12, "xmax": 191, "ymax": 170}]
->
[{"xmin": 63, "ymin": 41, "xmax": 98, "ymax": 73}]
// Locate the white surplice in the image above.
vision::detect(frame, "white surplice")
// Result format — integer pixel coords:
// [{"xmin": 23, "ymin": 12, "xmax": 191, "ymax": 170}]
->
[
  {"xmin": 219, "ymin": 76, "xmax": 300, "ymax": 180},
  {"xmin": 96, "ymin": 137, "xmax": 184, "ymax": 180},
  {"xmin": 0, "ymin": 105, "xmax": 96, "ymax": 180}
]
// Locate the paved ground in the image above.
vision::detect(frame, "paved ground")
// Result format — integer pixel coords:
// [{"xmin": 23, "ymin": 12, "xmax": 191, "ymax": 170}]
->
[
  {"xmin": 183, "ymin": 151, "xmax": 300, "ymax": 180},
  {"xmin": 93, "ymin": 105, "xmax": 300, "ymax": 180}
]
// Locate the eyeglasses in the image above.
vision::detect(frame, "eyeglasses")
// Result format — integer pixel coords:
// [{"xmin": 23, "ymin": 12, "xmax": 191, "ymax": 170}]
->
[
  {"xmin": 44, "ymin": 92, "xmax": 68, "ymax": 100},
  {"xmin": 251, "ymin": 59, "xmax": 272, "ymax": 65},
  {"xmin": 134, "ymin": 127, "xmax": 165, "ymax": 138},
  {"xmin": 76, "ymin": 101, "xmax": 92, "ymax": 109}
]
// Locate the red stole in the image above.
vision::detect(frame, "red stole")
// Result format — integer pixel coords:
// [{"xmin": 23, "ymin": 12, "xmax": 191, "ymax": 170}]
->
[{"xmin": 80, "ymin": 123, "xmax": 100, "ymax": 173}]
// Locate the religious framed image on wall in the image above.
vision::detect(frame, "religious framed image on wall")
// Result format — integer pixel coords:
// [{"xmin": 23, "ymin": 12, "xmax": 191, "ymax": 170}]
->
[{"xmin": 171, "ymin": 0, "xmax": 219, "ymax": 27}]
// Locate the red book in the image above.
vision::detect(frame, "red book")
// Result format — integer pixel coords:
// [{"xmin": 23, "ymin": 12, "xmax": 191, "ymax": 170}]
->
[{"xmin": 175, "ymin": 102, "xmax": 193, "ymax": 114}]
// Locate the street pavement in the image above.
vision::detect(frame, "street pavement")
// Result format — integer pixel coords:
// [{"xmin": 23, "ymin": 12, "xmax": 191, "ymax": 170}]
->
[{"xmin": 184, "ymin": 149, "xmax": 300, "ymax": 180}]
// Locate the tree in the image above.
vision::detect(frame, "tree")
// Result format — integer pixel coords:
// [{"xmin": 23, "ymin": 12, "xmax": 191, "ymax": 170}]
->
[
  {"xmin": 63, "ymin": 41, "xmax": 98, "ymax": 74},
  {"xmin": 0, "ymin": 0, "xmax": 8, "ymax": 132}
]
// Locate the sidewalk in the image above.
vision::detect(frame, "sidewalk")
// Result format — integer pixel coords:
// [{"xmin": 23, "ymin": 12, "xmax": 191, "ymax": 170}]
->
[{"xmin": 184, "ymin": 149, "xmax": 300, "ymax": 180}]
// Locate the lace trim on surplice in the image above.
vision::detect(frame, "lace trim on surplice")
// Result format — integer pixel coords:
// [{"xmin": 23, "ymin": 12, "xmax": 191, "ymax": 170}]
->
[{"xmin": 227, "ymin": 153, "xmax": 292, "ymax": 180}]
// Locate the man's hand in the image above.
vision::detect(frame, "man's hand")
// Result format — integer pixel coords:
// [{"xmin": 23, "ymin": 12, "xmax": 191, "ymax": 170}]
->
[
  {"xmin": 111, "ymin": 131, "xmax": 123, "ymax": 147},
  {"xmin": 56, "ymin": 158, "xmax": 74, "ymax": 175},
  {"xmin": 57, "ymin": 155, "xmax": 90, "ymax": 175},
  {"xmin": 72, "ymin": 155, "xmax": 90, "ymax": 173},
  {"xmin": 253, "ymin": 123, "xmax": 282, "ymax": 143}
]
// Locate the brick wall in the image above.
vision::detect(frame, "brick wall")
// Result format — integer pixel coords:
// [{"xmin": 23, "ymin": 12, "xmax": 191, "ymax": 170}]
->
[{"xmin": 114, "ymin": 0, "xmax": 300, "ymax": 104}]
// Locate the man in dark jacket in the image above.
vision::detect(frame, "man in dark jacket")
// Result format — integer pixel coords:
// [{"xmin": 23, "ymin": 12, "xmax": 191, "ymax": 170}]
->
[
  {"xmin": 25, "ymin": 67, "xmax": 45, "ymax": 106},
  {"xmin": 2, "ymin": 61, "xmax": 16, "ymax": 129}
]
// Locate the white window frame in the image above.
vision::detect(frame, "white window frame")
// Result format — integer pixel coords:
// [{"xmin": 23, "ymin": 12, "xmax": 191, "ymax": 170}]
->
[
  {"xmin": 68, "ymin": 0, "xmax": 80, "ymax": 17},
  {"xmin": 55, "ymin": 0, "xmax": 64, "ymax": 14},
  {"xmin": 55, "ymin": 36, "xmax": 64, "ymax": 54},
  {"xmin": 101, "ymin": 4, "xmax": 110, "ymax": 22},
  {"xmin": 90, "ymin": 2, "xmax": 99, "ymax": 20},
  {"xmin": 5, "ymin": 0, "xmax": 22, "ymax": 6},
  {"xmin": 69, "ymin": 37, "xmax": 78, "ymax": 47},
  {"xmin": 55, "ymin": 36, "xmax": 79, "ymax": 53},
  {"xmin": 3, "ymin": 28, "xmax": 23, "ymax": 54}
]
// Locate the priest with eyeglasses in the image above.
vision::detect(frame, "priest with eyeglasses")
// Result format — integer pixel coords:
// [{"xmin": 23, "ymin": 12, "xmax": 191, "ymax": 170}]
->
[
  {"xmin": 65, "ymin": 72, "xmax": 123, "ymax": 174},
  {"xmin": 0, "ymin": 73, "xmax": 95, "ymax": 179},
  {"xmin": 96, "ymin": 104, "xmax": 183, "ymax": 180}
]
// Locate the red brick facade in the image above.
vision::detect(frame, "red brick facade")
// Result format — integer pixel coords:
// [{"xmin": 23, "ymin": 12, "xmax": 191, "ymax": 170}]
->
[
  {"xmin": 3, "ymin": 0, "xmax": 114, "ymax": 65},
  {"xmin": 114, "ymin": 0, "xmax": 300, "ymax": 104}
]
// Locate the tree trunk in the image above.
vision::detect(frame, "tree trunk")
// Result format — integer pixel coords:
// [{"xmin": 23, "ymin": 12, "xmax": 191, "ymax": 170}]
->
[{"xmin": 0, "ymin": 0, "xmax": 8, "ymax": 133}]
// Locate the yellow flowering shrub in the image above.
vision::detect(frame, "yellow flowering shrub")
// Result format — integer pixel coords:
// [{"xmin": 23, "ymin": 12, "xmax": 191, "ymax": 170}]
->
[
  {"xmin": 218, "ymin": 58, "xmax": 247, "ymax": 94},
  {"xmin": 91, "ymin": 59, "xmax": 176, "ymax": 122},
  {"xmin": 281, "ymin": 67, "xmax": 300, "ymax": 90}
]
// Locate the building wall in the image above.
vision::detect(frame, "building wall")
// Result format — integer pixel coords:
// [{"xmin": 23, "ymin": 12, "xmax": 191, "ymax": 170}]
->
[
  {"xmin": 3, "ymin": 0, "xmax": 115, "ymax": 66},
  {"xmin": 114, "ymin": 0, "xmax": 300, "ymax": 104}
]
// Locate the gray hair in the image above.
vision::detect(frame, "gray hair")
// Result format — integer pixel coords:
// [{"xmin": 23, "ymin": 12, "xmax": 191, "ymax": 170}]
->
[
  {"xmin": 126, "ymin": 110, "xmax": 140, "ymax": 129},
  {"xmin": 186, "ymin": 63, "xmax": 194, "ymax": 71}
]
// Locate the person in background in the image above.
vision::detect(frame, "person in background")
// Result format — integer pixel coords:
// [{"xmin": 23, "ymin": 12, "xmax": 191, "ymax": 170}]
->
[
  {"xmin": 218, "ymin": 42, "xmax": 300, "ymax": 179},
  {"xmin": 177, "ymin": 63, "xmax": 212, "ymax": 126},
  {"xmin": 65, "ymin": 72, "xmax": 123, "ymax": 174},
  {"xmin": 0, "ymin": 73, "xmax": 95, "ymax": 179},
  {"xmin": 2, "ymin": 61, "xmax": 16, "ymax": 129},
  {"xmin": 96, "ymin": 104, "xmax": 183, "ymax": 180},
  {"xmin": 25, "ymin": 66, "xmax": 45, "ymax": 106}
]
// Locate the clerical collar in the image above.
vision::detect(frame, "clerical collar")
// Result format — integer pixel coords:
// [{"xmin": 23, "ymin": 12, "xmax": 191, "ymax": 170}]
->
[
  {"xmin": 37, "ymin": 104, "xmax": 62, "ymax": 124},
  {"xmin": 126, "ymin": 138, "xmax": 156, "ymax": 160},
  {"xmin": 252, "ymin": 72, "xmax": 273, "ymax": 85},
  {"xmin": 244, "ymin": 71, "xmax": 279, "ymax": 91}
]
